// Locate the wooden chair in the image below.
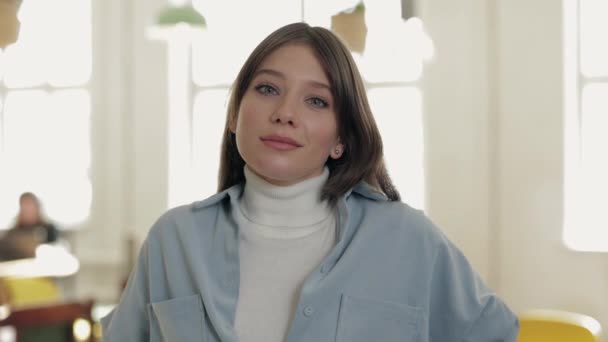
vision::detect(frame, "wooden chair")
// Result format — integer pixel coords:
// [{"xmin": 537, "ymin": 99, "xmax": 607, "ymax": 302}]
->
[
  {"xmin": 0, "ymin": 300, "xmax": 94, "ymax": 342},
  {"xmin": 518, "ymin": 309, "xmax": 602, "ymax": 342}
]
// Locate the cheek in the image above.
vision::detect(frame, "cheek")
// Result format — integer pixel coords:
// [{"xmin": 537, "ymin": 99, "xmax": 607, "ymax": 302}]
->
[
  {"xmin": 235, "ymin": 98, "xmax": 263, "ymax": 158},
  {"xmin": 235, "ymin": 108, "xmax": 253, "ymax": 135},
  {"xmin": 306, "ymin": 117, "xmax": 339, "ymax": 149},
  {"xmin": 236, "ymin": 96, "xmax": 264, "ymax": 131}
]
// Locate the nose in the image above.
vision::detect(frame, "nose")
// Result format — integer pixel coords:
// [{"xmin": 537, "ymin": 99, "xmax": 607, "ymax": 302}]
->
[{"xmin": 270, "ymin": 95, "xmax": 298, "ymax": 127}]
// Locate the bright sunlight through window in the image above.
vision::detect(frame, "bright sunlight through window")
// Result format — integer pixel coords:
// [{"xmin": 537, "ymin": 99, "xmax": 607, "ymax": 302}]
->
[
  {"xmin": 0, "ymin": 0, "xmax": 92, "ymax": 229},
  {"xmin": 563, "ymin": 0, "xmax": 608, "ymax": 251}
]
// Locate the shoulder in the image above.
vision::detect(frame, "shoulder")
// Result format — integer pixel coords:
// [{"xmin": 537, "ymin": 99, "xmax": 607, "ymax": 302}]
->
[
  {"xmin": 146, "ymin": 184, "xmax": 242, "ymax": 240},
  {"xmin": 351, "ymin": 189, "xmax": 448, "ymax": 251}
]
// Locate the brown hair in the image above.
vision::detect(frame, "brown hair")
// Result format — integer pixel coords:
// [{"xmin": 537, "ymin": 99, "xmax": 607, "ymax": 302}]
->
[{"xmin": 218, "ymin": 22, "xmax": 400, "ymax": 204}]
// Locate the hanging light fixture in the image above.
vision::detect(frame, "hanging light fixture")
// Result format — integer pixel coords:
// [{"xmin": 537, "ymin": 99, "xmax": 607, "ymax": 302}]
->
[
  {"xmin": 155, "ymin": 3, "xmax": 206, "ymax": 28},
  {"xmin": 148, "ymin": 3, "xmax": 206, "ymax": 41},
  {"xmin": 0, "ymin": 0, "xmax": 23, "ymax": 49},
  {"xmin": 331, "ymin": 2, "xmax": 367, "ymax": 54},
  {"xmin": 401, "ymin": 0, "xmax": 415, "ymax": 21}
]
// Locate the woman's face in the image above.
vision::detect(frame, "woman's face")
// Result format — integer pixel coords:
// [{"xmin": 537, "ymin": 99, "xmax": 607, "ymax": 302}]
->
[
  {"xmin": 19, "ymin": 196, "xmax": 40, "ymax": 225},
  {"xmin": 233, "ymin": 43, "xmax": 343, "ymax": 186}
]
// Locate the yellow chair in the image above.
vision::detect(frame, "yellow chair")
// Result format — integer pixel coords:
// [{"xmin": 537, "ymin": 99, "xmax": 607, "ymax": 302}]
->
[
  {"xmin": 1, "ymin": 277, "xmax": 61, "ymax": 307},
  {"xmin": 518, "ymin": 309, "xmax": 602, "ymax": 342}
]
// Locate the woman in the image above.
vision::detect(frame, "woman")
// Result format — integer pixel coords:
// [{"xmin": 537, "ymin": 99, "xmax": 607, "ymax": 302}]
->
[
  {"xmin": 0, "ymin": 192, "xmax": 59, "ymax": 260},
  {"xmin": 102, "ymin": 23, "xmax": 518, "ymax": 341}
]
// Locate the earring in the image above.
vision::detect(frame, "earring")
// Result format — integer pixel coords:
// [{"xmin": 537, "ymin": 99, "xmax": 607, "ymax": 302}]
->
[{"xmin": 335, "ymin": 147, "xmax": 341, "ymax": 155}]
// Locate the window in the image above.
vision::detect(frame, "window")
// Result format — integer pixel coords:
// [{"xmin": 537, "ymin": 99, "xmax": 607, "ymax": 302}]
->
[
  {"xmin": 0, "ymin": 0, "xmax": 92, "ymax": 228},
  {"xmin": 563, "ymin": 0, "xmax": 608, "ymax": 251},
  {"xmin": 166, "ymin": 1, "xmax": 432, "ymax": 210}
]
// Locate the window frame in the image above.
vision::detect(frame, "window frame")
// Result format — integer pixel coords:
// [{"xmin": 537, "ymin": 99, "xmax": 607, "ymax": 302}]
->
[
  {"xmin": 0, "ymin": 0, "xmax": 94, "ymax": 229},
  {"xmin": 562, "ymin": 0, "xmax": 608, "ymax": 252}
]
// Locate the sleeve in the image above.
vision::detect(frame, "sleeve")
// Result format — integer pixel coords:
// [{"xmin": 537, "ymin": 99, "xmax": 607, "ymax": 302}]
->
[
  {"xmin": 427, "ymin": 232, "xmax": 519, "ymax": 342},
  {"xmin": 100, "ymin": 236, "xmax": 153, "ymax": 341}
]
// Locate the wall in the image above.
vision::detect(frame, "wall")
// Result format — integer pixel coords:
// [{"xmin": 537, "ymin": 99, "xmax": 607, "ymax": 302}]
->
[
  {"xmin": 494, "ymin": 0, "xmax": 608, "ymax": 334},
  {"xmin": 421, "ymin": 0, "xmax": 608, "ymax": 336},
  {"xmin": 420, "ymin": 0, "xmax": 494, "ymax": 285}
]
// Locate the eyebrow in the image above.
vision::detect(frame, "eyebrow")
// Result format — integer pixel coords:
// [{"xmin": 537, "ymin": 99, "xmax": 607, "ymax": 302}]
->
[{"xmin": 255, "ymin": 68, "xmax": 332, "ymax": 91}]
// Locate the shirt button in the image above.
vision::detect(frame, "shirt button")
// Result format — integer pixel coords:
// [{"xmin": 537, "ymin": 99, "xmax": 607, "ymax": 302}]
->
[{"xmin": 303, "ymin": 306, "xmax": 314, "ymax": 317}]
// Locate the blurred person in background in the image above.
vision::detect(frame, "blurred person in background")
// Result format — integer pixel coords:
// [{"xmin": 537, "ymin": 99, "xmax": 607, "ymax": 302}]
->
[{"xmin": 0, "ymin": 192, "xmax": 59, "ymax": 261}]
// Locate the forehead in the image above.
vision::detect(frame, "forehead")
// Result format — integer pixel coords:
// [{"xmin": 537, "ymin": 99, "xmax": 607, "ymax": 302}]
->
[
  {"xmin": 256, "ymin": 43, "xmax": 330, "ymax": 83},
  {"xmin": 20, "ymin": 196, "xmax": 36, "ymax": 204}
]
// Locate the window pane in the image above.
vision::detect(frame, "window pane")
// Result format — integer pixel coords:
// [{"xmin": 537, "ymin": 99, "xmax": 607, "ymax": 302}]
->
[
  {"xmin": 0, "ymin": 51, "xmax": 5, "ymax": 82},
  {"xmin": 564, "ymin": 83, "xmax": 608, "ymax": 251},
  {"xmin": 580, "ymin": 0, "xmax": 608, "ymax": 77},
  {"xmin": 303, "ymin": 0, "xmax": 361, "ymax": 27},
  {"xmin": 0, "ymin": 95, "xmax": 3, "ymax": 143},
  {"xmin": 358, "ymin": 4, "xmax": 420, "ymax": 82},
  {"xmin": 47, "ymin": 0, "xmax": 92, "ymax": 87},
  {"xmin": 2, "ymin": 0, "xmax": 92, "ymax": 88},
  {"xmin": 192, "ymin": 90, "xmax": 229, "ymax": 198},
  {"xmin": 191, "ymin": 1, "xmax": 301, "ymax": 86},
  {"xmin": 368, "ymin": 87, "xmax": 425, "ymax": 209},
  {"xmin": 168, "ymin": 89, "xmax": 229, "ymax": 207},
  {"xmin": 0, "ymin": 90, "xmax": 91, "ymax": 227}
]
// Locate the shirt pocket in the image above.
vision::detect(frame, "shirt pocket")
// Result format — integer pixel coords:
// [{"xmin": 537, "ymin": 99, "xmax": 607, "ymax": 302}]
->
[
  {"xmin": 336, "ymin": 294, "xmax": 422, "ymax": 342},
  {"xmin": 149, "ymin": 294, "xmax": 207, "ymax": 342}
]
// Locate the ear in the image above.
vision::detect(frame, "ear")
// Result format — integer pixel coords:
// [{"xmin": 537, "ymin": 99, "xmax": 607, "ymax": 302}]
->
[{"xmin": 329, "ymin": 142, "xmax": 345, "ymax": 160}]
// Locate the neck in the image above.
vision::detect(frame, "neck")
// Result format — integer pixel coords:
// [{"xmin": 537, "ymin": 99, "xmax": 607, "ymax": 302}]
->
[{"xmin": 240, "ymin": 166, "xmax": 331, "ymax": 228}]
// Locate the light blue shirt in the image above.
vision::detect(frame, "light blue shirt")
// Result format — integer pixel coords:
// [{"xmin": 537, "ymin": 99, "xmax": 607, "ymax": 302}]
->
[{"xmin": 101, "ymin": 182, "xmax": 519, "ymax": 341}]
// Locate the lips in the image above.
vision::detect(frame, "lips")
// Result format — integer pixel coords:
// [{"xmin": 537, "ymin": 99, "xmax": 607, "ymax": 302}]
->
[{"xmin": 260, "ymin": 134, "xmax": 302, "ymax": 151}]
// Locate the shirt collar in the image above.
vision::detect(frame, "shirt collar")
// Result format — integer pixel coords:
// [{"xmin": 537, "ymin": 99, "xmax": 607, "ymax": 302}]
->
[{"xmin": 190, "ymin": 180, "xmax": 388, "ymax": 211}]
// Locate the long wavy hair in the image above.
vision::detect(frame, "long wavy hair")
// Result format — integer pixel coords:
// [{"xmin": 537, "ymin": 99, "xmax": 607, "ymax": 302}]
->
[{"xmin": 218, "ymin": 22, "xmax": 400, "ymax": 204}]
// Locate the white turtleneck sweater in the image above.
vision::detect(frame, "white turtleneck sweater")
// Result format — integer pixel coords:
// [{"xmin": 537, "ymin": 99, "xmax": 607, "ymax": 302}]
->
[{"xmin": 233, "ymin": 166, "xmax": 337, "ymax": 342}]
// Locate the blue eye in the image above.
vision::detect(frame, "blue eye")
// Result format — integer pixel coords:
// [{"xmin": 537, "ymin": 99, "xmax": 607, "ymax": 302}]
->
[
  {"xmin": 255, "ymin": 84, "xmax": 278, "ymax": 96},
  {"xmin": 307, "ymin": 97, "xmax": 329, "ymax": 108}
]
